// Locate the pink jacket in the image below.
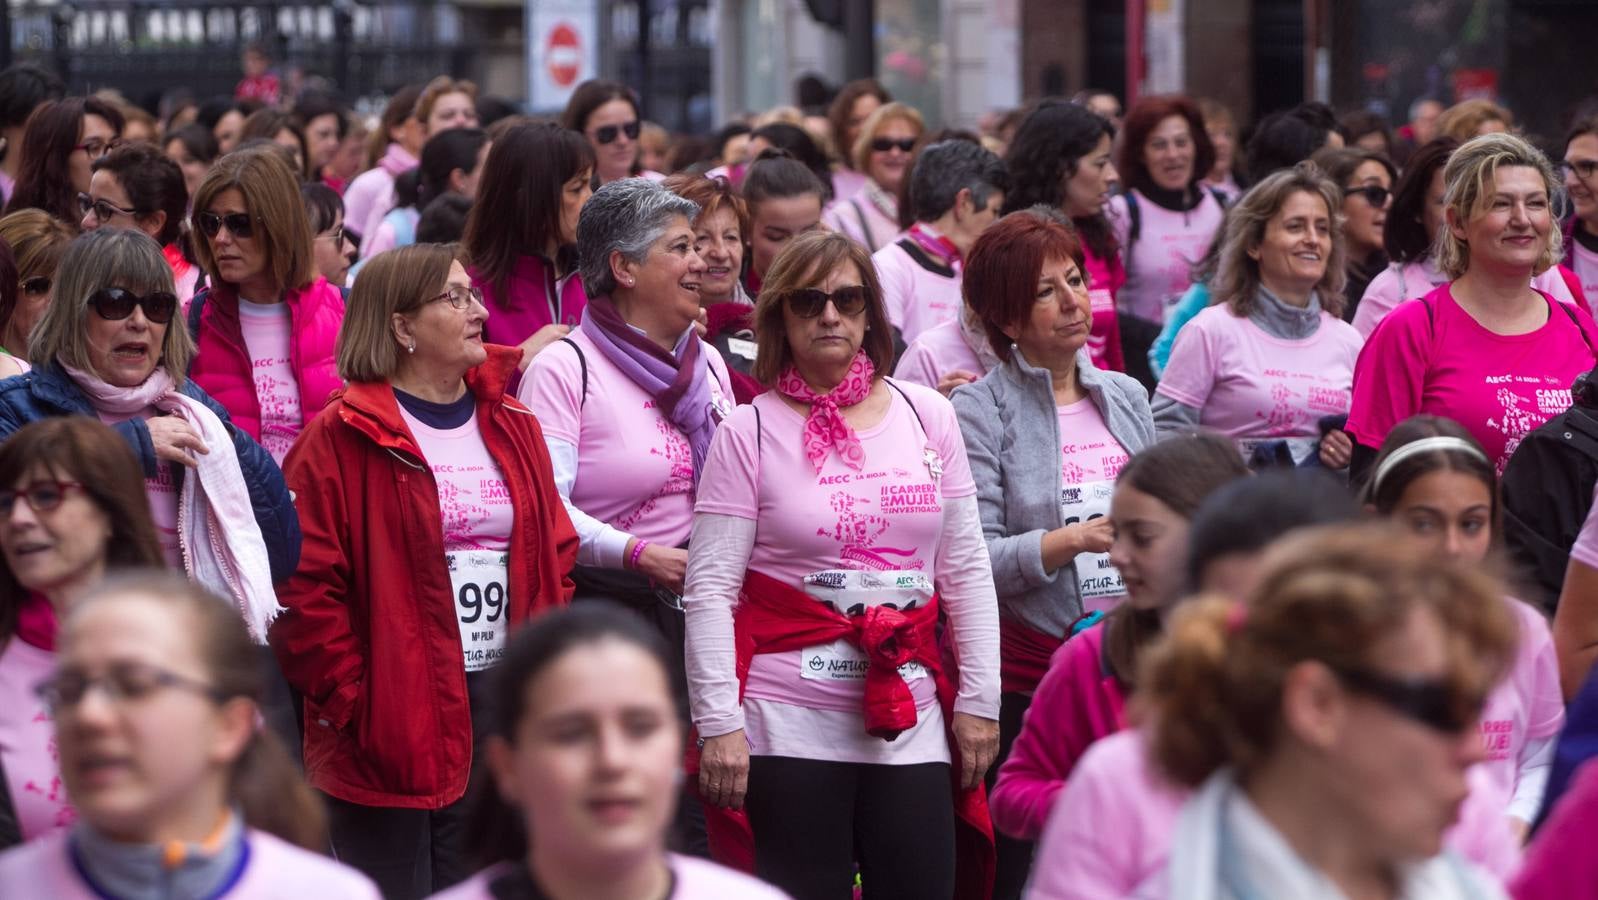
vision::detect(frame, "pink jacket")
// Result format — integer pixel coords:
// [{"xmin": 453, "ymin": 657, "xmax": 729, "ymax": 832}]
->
[
  {"xmin": 1515, "ymin": 757, "xmax": 1598, "ymax": 899},
  {"xmin": 991, "ymin": 624, "xmax": 1127, "ymax": 840},
  {"xmin": 188, "ymin": 277, "xmax": 346, "ymax": 442},
  {"xmin": 470, "ymin": 255, "xmax": 588, "ymax": 348},
  {"xmin": 344, "ymin": 143, "xmax": 417, "ymax": 249}
]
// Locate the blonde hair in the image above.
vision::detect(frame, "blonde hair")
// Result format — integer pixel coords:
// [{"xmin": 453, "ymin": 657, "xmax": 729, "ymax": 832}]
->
[
  {"xmin": 191, "ymin": 146, "xmax": 316, "ymax": 295},
  {"xmin": 415, "ymin": 76, "xmax": 478, "ymax": 134},
  {"xmin": 1212, "ymin": 161, "xmax": 1348, "ymax": 318},
  {"xmin": 1141, "ymin": 524, "xmax": 1518, "ymax": 789},
  {"xmin": 1435, "ymin": 99, "xmax": 1513, "ymax": 144},
  {"xmin": 0, "ymin": 208, "xmax": 74, "ymax": 282},
  {"xmin": 851, "ymin": 102, "xmax": 925, "ymax": 173},
  {"xmin": 1433, "ymin": 132, "xmax": 1562, "ymax": 279},
  {"xmin": 337, "ymin": 243, "xmax": 457, "ymax": 382}
]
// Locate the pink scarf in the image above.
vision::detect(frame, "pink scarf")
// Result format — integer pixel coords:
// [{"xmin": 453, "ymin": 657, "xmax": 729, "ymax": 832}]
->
[
  {"xmin": 776, "ymin": 350, "xmax": 875, "ymax": 471},
  {"xmin": 62, "ymin": 364, "xmax": 281, "ymax": 643}
]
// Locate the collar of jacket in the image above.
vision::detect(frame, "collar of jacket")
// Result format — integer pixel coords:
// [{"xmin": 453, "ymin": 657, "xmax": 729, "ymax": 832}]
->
[
  {"xmin": 1249, "ymin": 285, "xmax": 1322, "ymax": 340},
  {"xmin": 996, "ymin": 345, "xmax": 1117, "ymax": 411},
  {"xmin": 26, "ymin": 361, "xmax": 96, "ymax": 414},
  {"xmin": 334, "ymin": 343, "xmax": 524, "ymax": 459}
]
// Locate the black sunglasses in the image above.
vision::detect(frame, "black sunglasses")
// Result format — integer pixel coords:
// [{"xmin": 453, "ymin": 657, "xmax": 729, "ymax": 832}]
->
[
  {"xmin": 871, "ymin": 137, "xmax": 916, "ymax": 154},
  {"xmin": 784, "ymin": 286, "xmax": 870, "ymax": 318},
  {"xmin": 1334, "ymin": 666, "xmax": 1481, "ymax": 734},
  {"xmin": 195, "ymin": 211, "xmax": 256, "ymax": 240},
  {"xmin": 594, "ymin": 121, "xmax": 641, "ymax": 145},
  {"xmin": 89, "ymin": 287, "xmax": 179, "ymax": 325},
  {"xmin": 20, "ymin": 276, "xmax": 49, "ymax": 296},
  {"xmin": 1344, "ymin": 185, "xmax": 1391, "ymax": 208}
]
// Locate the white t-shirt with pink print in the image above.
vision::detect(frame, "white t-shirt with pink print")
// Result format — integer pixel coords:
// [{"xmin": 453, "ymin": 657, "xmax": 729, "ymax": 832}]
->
[
  {"xmin": 1057, "ymin": 398, "xmax": 1129, "ymax": 614},
  {"xmin": 237, "ymin": 298, "xmax": 303, "ymax": 466},
  {"xmin": 0, "ymin": 636, "xmax": 73, "ymax": 841}
]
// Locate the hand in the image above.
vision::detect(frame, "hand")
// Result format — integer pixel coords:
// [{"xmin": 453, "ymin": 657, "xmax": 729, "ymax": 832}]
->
[
  {"xmin": 1508, "ymin": 815, "xmax": 1530, "ymax": 846},
  {"xmin": 145, "ymin": 416, "xmax": 210, "ymax": 468},
  {"xmin": 952, "ymin": 712, "xmax": 999, "ymax": 791},
  {"xmin": 935, "ymin": 369, "xmax": 980, "ymax": 396},
  {"xmin": 693, "ymin": 307, "xmax": 709, "ymax": 338},
  {"xmin": 1070, "ymin": 518, "xmax": 1115, "ymax": 556},
  {"xmin": 516, "ymin": 324, "xmax": 573, "ymax": 371},
  {"xmin": 1318, "ymin": 428, "xmax": 1353, "ymax": 470},
  {"xmin": 635, "ymin": 542, "xmax": 688, "ymax": 594},
  {"xmin": 699, "ymin": 730, "xmax": 750, "ymax": 809}
]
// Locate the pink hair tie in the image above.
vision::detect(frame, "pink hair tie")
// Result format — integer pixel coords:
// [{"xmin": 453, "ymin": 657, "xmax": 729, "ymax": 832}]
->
[{"xmin": 1224, "ymin": 603, "xmax": 1249, "ymax": 635}]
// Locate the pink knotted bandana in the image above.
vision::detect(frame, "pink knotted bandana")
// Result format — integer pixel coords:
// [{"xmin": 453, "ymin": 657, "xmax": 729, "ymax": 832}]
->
[{"xmin": 776, "ymin": 350, "xmax": 875, "ymax": 471}]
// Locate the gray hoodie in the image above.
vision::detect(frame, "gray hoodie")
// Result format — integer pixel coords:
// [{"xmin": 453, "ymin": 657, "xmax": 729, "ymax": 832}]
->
[{"xmin": 952, "ymin": 347, "xmax": 1154, "ymax": 640}]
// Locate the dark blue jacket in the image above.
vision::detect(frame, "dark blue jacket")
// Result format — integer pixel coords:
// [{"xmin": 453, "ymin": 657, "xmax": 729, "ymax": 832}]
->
[{"xmin": 0, "ymin": 362, "xmax": 301, "ymax": 581}]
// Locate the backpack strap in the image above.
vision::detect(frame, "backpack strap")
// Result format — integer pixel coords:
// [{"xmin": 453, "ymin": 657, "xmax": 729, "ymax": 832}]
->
[
  {"xmin": 884, "ymin": 378, "xmax": 929, "ymax": 438},
  {"xmin": 895, "ymin": 237, "xmax": 956, "ymax": 278},
  {"xmin": 186, "ymin": 288, "xmax": 207, "ymax": 339},
  {"xmin": 1123, "ymin": 189, "xmax": 1142, "ymax": 250},
  {"xmin": 559, "ymin": 337, "xmax": 587, "ymax": 410},
  {"xmin": 851, "ymin": 199, "xmax": 880, "ymax": 252}
]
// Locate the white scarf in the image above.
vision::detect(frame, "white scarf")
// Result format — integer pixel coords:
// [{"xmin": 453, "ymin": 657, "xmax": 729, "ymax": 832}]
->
[{"xmin": 64, "ymin": 364, "xmax": 281, "ymax": 643}]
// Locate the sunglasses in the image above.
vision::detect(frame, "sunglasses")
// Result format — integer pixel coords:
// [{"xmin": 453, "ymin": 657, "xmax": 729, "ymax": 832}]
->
[
  {"xmin": 594, "ymin": 121, "xmax": 641, "ymax": 145},
  {"xmin": 783, "ymin": 285, "xmax": 870, "ymax": 318},
  {"xmin": 89, "ymin": 287, "xmax": 179, "ymax": 325},
  {"xmin": 1333, "ymin": 665, "xmax": 1482, "ymax": 734},
  {"xmin": 1562, "ymin": 159, "xmax": 1598, "ymax": 182},
  {"xmin": 871, "ymin": 137, "xmax": 916, "ymax": 154},
  {"xmin": 20, "ymin": 276, "xmax": 49, "ymax": 296},
  {"xmin": 0, "ymin": 480, "xmax": 83, "ymax": 516},
  {"xmin": 78, "ymin": 192, "xmax": 139, "ymax": 224},
  {"xmin": 195, "ymin": 211, "xmax": 256, "ymax": 240},
  {"xmin": 1344, "ymin": 185, "xmax": 1391, "ymax": 208}
]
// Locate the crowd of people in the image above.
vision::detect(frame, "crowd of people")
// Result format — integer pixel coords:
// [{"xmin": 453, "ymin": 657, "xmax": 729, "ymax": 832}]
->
[{"xmin": 5, "ymin": 54, "xmax": 1598, "ymax": 900}]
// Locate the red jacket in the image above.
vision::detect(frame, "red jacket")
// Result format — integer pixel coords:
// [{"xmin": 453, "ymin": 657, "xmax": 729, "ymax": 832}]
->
[
  {"xmin": 188, "ymin": 277, "xmax": 346, "ymax": 441},
  {"xmin": 270, "ymin": 344, "xmax": 577, "ymax": 808}
]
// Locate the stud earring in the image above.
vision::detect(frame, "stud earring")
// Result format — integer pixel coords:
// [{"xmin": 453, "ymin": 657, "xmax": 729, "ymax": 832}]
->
[{"xmin": 408, "ymin": 341, "xmax": 416, "ymax": 354}]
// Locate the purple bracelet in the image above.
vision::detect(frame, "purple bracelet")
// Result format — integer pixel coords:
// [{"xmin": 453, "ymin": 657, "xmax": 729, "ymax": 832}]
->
[{"xmin": 629, "ymin": 539, "xmax": 649, "ymax": 570}]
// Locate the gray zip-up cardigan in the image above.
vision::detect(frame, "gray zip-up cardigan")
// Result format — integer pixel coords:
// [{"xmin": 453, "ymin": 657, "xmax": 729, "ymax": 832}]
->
[{"xmin": 951, "ymin": 347, "xmax": 1155, "ymax": 640}]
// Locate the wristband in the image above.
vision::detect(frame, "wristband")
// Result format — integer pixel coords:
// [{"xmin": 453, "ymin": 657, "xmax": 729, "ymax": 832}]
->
[{"xmin": 629, "ymin": 539, "xmax": 649, "ymax": 570}]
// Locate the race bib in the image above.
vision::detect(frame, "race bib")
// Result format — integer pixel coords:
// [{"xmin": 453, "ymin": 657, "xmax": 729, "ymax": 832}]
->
[
  {"xmin": 1060, "ymin": 480, "xmax": 1125, "ymax": 611},
  {"xmin": 448, "ymin": 550, "xmax": 509, "ymax": 672},
  {"xmin": 798, "ymin": 569, "xmax": 931, "ymax": 683},
  {"xmin": 726, "ymin": 336, "xmax": 758, "ymax": 362}
]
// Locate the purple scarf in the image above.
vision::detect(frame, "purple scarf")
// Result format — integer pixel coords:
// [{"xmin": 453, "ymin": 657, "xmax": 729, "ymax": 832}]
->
[{"xmin": 581, "ymin": 296, "xmax": 721, "ymax": 477}]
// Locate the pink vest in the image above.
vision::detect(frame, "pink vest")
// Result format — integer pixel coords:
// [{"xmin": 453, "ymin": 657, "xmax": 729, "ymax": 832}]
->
[{"xmin": 471, "ymin": 255, "xmax": 589, "ymax": 348}]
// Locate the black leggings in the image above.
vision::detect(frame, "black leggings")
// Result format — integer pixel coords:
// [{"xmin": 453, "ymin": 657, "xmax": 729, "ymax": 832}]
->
[{"xmin": 744, "ymin": 756, "xmax": 956, "ymax": 900}]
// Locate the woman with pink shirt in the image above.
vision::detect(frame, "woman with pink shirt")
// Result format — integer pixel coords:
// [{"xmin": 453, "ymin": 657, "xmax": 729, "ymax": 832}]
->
[
  {"xmin": 562, "ymin": 80, "xmax": 654, "ymax": 187},
  {"xmin": 989, "ymin": 432, "xmax": 1245, "ymax": 847},
  {"xmin": 188, "ymin": 146, "xmax": 346, "ymax": 467},
  {"xmin": 1129, "ymin": 527, "xmax": 1513, "ymax": 900},
  {"xmin": 821, "ymin": 102, "xmax": 924, "ymax": 253},
  {"xmin": 1154, "ymin": 163, "xmax": 1364, "ymax": 467},
  {"xmin": 465, "ymin": 122, "xmax": 594, "ymax": 367},
  {"xmin": 354, "ymin": 77, "xmax": 479, "ymax": 259},
  {"xmin": 361, "ymin": 127, "xmax": 489, "ymax": 262},
  {"xmin": 343, "ymin": 84, "xmax": 424, "ymax": 249},
  {"xmin": 1347, "ymin": 133, "xmax": 1598, "ymax": 478},
  {"xmin": 78, "ymin": 144, "xmax": 198, "ymax": 310},
  {"xmin": 0, "ymin": 571, "xmax": 380, "ymax": 898},
  {"xmin": 825, "ymin": 79, "xmax": 890, "ymax": 203},
  {"xmin": 430, "ymin": 604, "xmax": 790, "ymax": 900},
  {"xmin": 686, "ymin": 229, "xmax": 1000, "ymax": 899},
  {"xmin": 0, "ymin": 417, "xmax": 165, "ymax": 850}
]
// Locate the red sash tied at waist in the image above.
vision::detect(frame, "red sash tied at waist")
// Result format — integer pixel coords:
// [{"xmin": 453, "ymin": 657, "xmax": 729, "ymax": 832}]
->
[{"xmin": 999, "ymin": 615, "xmax": 1065, "ymax": 695}]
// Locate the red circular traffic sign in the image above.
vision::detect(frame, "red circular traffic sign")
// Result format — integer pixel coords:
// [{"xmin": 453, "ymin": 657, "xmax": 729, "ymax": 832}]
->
[{"xmin": 547, "ymin": 23, "xmax": 582, "ymax": 88}]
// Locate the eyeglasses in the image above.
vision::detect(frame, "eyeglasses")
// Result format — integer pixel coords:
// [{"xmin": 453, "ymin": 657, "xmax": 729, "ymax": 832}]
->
[
  {"xmin": 316, "ymin": 224, "xmax": 346, "ymax": 245},
  {"xmin": 88, "ymin": 287, "xmax": 179, "ymax": 325},
  {"xmin": 1333, "ymin": 665, "xmax": 1482, "ymax": 734},
  {"xmin": 871, "ymin": 137, "xmax": 916, "ymax": 154},
  {"xmin": 593, "ymin": 121, "xmax": 641, "ymax": 145},
  {"xmin": 1562, "ymin": 160, "xmax": 1598, "ymax": 182},
  {"xmin": 0, "ymin": 480, "xmax": 83, "ymax": 516},
  {"xmin": 1344, "ymin": 185, "xmax": 1391, "ymax": 208},
  {"xmin": 73, "ymin": 137, "xmax": 123, "ymax": 158},
  {"xmin": 427, "ymin": 285, "xmax": 485, "ymax": 311},
  {"xmin": 36, "ymin": 661, "xmax": 228, "ymax": 715},
  {"xmin": 195, "ymin": 211, "xmax": 256, "ymax": 240},
  {"xmin": 77, "ymin": 192, "xmax": 140, "ymax": 224},
  {"xmin": 783, "ymin": 285, "xmax": 870, "ymax": 318},
  {"xmin": 19, "ymin": 276, "xmax": 50, "ymax": 296}
]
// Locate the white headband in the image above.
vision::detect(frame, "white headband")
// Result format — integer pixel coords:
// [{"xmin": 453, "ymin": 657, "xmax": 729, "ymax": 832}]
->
[{"xmin": 1371, "ymin": 436, "xmax": 1490, "ymax": 493}]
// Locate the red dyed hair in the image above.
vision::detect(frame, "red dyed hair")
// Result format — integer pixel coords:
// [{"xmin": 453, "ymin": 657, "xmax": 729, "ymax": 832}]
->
[
  {"xmin": 963, "ymin": 211, "xmax": 1085, "ymax": 361},
  {"xmin": 1116, "ymin": 94, "xmax": 1215, "ymax": 195}
]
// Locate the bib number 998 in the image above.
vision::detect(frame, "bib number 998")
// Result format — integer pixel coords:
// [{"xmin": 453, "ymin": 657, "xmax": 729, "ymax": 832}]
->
[{"xmin": 458, "ymin": 581, "xmax": 505, "ymax": 624}]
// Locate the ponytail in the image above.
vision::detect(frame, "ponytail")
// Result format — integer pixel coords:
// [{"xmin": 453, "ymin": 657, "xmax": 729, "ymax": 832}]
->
[{"xmin": 1140, "ymin": 595, "xmax": 1259, "ymax": 787}]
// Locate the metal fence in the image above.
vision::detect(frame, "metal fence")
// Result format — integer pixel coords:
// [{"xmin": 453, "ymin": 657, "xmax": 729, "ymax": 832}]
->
[{"xmin": 4, "ymin": 1, "xmax": 475, "ymax": 110}]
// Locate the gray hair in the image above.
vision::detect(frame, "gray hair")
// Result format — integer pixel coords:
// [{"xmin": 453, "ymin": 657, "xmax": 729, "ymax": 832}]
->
[
  {"xmin": 1433, "ymin": 132, "xmax": 1563, "ymax": 279},
  {"xmin": 1211, "ymin": 160, "xmax": 1348, "ymax": 319},
  {"xmin": 909, "ymin": 140, "xmax": 1010, "ymax": 223},
  {"xmin": 577, "ymin": 178, "xmax": 701, "ymax": 296},
  {"xmin": 30, "ymin": 229, "xmax": 193, "ymax": 383}
]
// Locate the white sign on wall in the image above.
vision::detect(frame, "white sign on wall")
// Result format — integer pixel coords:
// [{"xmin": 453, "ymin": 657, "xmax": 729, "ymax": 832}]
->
[{"xmin": 527, "ymin": 0, "xmax": 600, "ymax": 112}]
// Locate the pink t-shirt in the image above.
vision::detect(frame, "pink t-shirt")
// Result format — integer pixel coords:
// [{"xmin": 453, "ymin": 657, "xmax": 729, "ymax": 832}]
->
[
  {"xmin": 93, "ymin": 407, "xmax": 180, "ymax": 567},
  {"xmin": 822, "ymin": 183, "xmax": 901, "ymax": 253},
  {"xmin": 1571, "ymin": 483, "xmax": 1598, "ymax": 570},
  {"xmin": 1057, "ymin": 399, "xmax": 1129, "ymax": 614},
  {"xmin": 428, "ymin": 854, "xmax": 792, "ymax": 900},
  {"xmin": 1026, "ymin": 728, "xmax": 1523, "ymax": 899},
  {"xmin": 695, "ymin": 382, "xmax": 975, "ymax": 762},
  {"xmin": 1108, "ymin": 189, "xmax": 1226, "ymax": 324},
  {"xmin": 1156, "ymin": 305, "xmax": 1363, "ymax": 460},
  {"xmin": 237, "ymin": 298, "xmax": 304, "ymax": 466},
  {"xmin": 1479, "ymin": 597, "xmax": 1565, "ymax": 800},
  {"xmin": 1346, "ymin": 284, "xmax": 1598, "ymax": 472},
  {"xmin": 397, "ymin": 406, "xmax": 514, "ymax": 672},
  {"xmin": 873, "ymin": 236, "xmax": 963, "ymax": 346},
  {"xmin": 891, "ymin": 318, "xmax": 986, "ymax": 390},
  {"xmin": 0, "ymin": 827, "xmax": 382, "ymax": 899},
  {"xmin": 1351, "ymin": 258, "xmax": 1578, "ymax": 340},
  {"xmin": 0, "ymin": 636, "xmax": 73, "ymax": 840},
  {"xmin": 1572, "ymin": 240, "xmax": 1598, "ymax": 315},
  {"xmin": 520, "ymin": 328, "xmax": 733, "ymax": 549}
]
